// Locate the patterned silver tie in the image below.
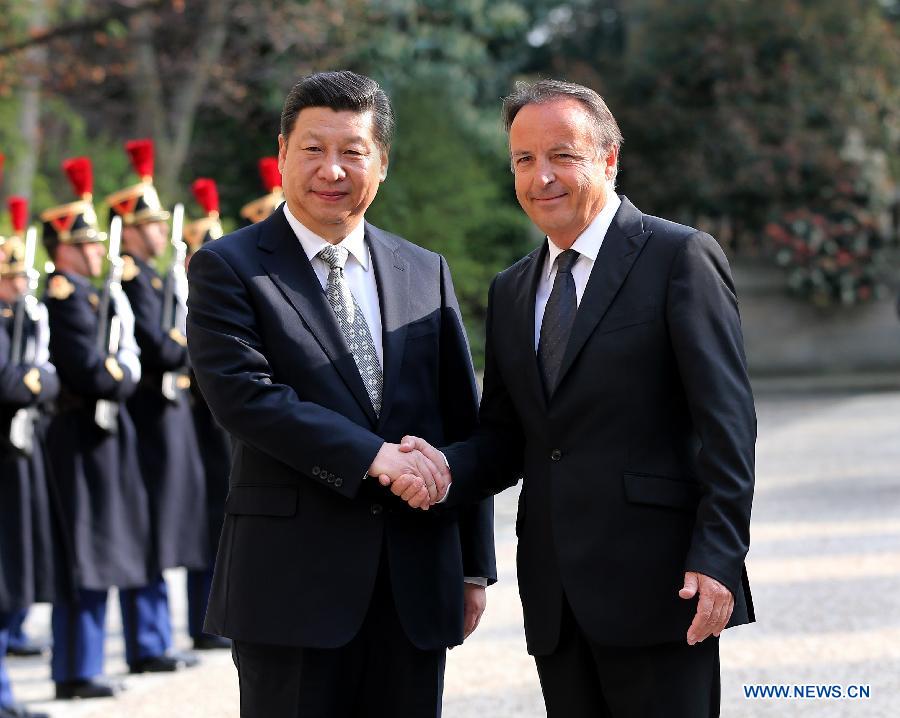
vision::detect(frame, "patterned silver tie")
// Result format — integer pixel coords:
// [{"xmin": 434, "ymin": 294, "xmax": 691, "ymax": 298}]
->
[{"xmin": 318, "ymin": 244, "xmax": 383, "ymax": 415}]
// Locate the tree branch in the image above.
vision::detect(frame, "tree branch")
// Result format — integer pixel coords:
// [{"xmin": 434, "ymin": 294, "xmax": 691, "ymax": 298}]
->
[
  {"xmin": 0, "ymin": 0, "xmax": 168, "ymax": 57},
  {"xmin": 161, "ymin": 0, "xmax": 232, "ymax": 195}
]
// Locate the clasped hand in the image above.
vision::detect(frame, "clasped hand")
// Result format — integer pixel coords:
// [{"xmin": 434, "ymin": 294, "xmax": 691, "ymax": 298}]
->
[{"xmin": 369, "ymin": 436, "xmax": 449, "ymax": 510}]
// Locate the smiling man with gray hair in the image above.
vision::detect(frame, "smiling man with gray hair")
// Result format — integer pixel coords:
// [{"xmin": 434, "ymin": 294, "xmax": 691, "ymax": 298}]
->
[{"xmin": 392, "ymin": 78, "xmax": 757, "ymax": 717}]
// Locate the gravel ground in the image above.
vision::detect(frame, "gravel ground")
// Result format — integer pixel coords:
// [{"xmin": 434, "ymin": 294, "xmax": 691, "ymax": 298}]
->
[{"xmin": 8, "ymin": 389, "xmax": 900, "ymax": 717}]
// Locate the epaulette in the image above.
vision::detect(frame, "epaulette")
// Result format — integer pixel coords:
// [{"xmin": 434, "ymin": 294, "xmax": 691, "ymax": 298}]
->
[{"xmin": 47, "ymin": 275, "xmax": 76, "ymax": 301}]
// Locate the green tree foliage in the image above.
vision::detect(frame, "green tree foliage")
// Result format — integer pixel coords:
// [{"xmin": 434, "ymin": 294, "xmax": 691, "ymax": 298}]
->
[{"xmin": 533, "ymin": 0, "xmax": 900, "ymax": 246}]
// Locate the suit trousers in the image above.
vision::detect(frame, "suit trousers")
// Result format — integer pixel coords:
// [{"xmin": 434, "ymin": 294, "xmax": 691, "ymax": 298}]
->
[
  {"xmin": 535, "ymin": 597, "xmax": 720, "ymax": 718},
  {"xmin": 232, "ymin": 546, "xmax": 446, "ymax": 718}
]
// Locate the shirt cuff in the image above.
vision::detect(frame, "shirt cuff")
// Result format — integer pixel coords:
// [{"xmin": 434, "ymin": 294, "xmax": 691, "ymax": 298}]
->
[
  {"xmin": 435, "ymin": 449, "xmax": 452, "ymax": 503},
  {"xmin": 464, "ymin": 577, "xmax": 488, "ymax": 587}
]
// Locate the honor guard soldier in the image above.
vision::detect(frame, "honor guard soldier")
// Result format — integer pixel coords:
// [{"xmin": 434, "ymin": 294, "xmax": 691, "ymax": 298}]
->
[
  {"xmin": 239, "ymin": 156, "xmax": 282, "ymax": 224},
  {"xmin": 106, "ymin": 139, "xmax": 206, "ymax": 667},
  {"xmin": 0, "ymin": 196, "xmax": 60, "ymax": 718},
  {"xmin": 1, "ymin": 194, "xmax": 48, "ymax": 661},
  {"xmin": 182, "ymin": 178, "xmax": 230, "ymax": 651},
  {"xmin": 41, "ymin": 156, "xmax": 154, "ymax": 699}
]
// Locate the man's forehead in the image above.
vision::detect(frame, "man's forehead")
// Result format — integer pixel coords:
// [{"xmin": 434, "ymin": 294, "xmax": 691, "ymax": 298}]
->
[
  {"xmin": 509, "ymin": 102, "xmax": 593, "ymax": 151},
  {"xmin": 292, "ymin": 107, "xmax": 376, "ymax": 137}
]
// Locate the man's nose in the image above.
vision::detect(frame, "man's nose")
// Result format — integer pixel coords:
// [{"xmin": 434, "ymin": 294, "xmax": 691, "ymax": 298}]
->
[
  {"xmin": 536, "ymin": 158, "xmax": 555, "ymax": 186},
  {"xmin": 318, "ymin": 153, "xmax": 347, "ymax": 182}
]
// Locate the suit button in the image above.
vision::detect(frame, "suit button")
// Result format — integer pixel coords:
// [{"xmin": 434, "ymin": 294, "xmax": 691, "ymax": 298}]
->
[
  {"xmin": 370, "ymin": 503, "xmax": 383, "ymax": 515},
  {"xmin": 325, "ymin": 473, "xmax": 334, "ymax": 483},
  {"xmin": 550, "ymin": 449, "xmax": 562, "ymax": 461},
  {"xmin": 312, "ymin": 466, "xmax": 321, "ymax": 476},
  {"xmin": 334, "ymin": 478, "xmax": 343, "ymax": 488}
]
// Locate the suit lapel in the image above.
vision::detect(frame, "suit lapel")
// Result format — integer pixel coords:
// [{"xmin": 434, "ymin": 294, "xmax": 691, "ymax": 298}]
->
[
  {"xmin": 257, "ymin": 207, "xmax": 378, "ymax": 427},
  {"xmin": 555, "ymin": 197, "xmax": 652, "ymax": 392},
  {"xmin": 516, "ymin": 242, "xmax": 549, "ymax": 412},
  {"xmin": 366, "ymin": 223, "xmax": 409, "ymax": 430}
]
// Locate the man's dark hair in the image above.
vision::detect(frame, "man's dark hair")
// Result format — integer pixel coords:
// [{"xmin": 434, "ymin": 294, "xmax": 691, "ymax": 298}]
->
[
  {"xmin": 502, "ymin": 79, "xmax": 623, "ymax": 172},
  {"xmin": 280, "ymin": 71, "xmax": 394, "ymax": 156}
]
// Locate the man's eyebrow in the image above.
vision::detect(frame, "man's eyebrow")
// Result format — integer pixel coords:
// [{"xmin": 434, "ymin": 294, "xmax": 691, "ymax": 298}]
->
[
  {"xmin": 298, "ymin": 131, "xmax": 371, "ymax": 145},
  {"xmin": 511, "ymin": 143, "xmax": 578, "ymax": 156}
]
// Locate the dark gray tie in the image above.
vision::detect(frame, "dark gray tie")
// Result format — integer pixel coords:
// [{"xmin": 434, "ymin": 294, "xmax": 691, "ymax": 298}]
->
[
  {"xmin": 538, "ymin": 249, "xmax": 580, "ymax": 398},
  {"xmin": 318, "ymin": 245, "xmax": 383, "ymax": 415}
]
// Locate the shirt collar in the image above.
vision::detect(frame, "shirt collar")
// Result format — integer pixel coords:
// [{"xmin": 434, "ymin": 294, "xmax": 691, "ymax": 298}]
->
[
  {"xmin": 545, "ymin": 193, "xmax": 622, "ymax": 279},
  {"xmin": 282, "ymin": 203, "xmax": 369, "ymax": 271}
]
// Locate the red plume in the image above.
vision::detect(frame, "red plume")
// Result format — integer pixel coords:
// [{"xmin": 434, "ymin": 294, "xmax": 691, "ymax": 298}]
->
[
  {"xmin": 258, "ymin": 157, "xmax": 282, "ymax": 192},
  {"xmin": 0, "ymin": 153, "xmax": 5, "ymax": 177},
  {"xmin": 191, "ymin": 178, "xmax": 220, "ymax": 215},
  {"xmin": 7, "ymin": 196, "xmax": 28, "ymax": 234},
  {"xmin": 62, "ymin": 156, "xmax": 94, "ymax": 198},
  {"xmin": 125, "ymin": 138, "xmax": 155, "ymax": 180}
]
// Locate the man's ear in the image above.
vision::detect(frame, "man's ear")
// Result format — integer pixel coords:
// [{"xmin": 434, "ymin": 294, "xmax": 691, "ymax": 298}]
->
[
  {"xmin": 379, "ymin": 151, "xmax": 389, "ymax": 182},
  {"xmin": 277, "ymin": 134, "xmax": 287, "ymax": 174},
  {"xmin": 604, "ymin": 145, "xmax": 619, "ymax": 182}
]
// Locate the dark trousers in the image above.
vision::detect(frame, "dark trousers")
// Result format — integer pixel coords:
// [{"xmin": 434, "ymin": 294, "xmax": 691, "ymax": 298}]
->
[
  {"xmin": 186, "ymin": 566, "xmax": 215, "ymax": 639},
  {"xmin": 232, "ymin": 556, "xmax": 445, "ymax": 718},
  {"xmin": 119, "ymin": 574, "xmax": 172, "ymax": 665},
  {"xmin": 535, "ymin": 598, "xmax": 720, "ymax": 718}
]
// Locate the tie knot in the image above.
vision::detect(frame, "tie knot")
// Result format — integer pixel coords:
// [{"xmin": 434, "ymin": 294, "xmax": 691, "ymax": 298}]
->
[
  {"xmin": 555, "ymin": 249, "xmax": 579, "ymax": 275},
  {"xmin": 318, "ymin": 244, "xmax": 349, "ymax": 271}
]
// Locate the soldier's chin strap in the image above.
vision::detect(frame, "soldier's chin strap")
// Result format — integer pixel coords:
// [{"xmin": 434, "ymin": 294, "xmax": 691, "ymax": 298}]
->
[
  {"xmin": 130, "ymin": 222, "xmax": 154, "ymax": 261},
  {"xmin": 122, "ymin": 222, "xmax": 154, "ymax": 262},
  {"xmin": 76, "ymin": 243, "xmax": 95, "ymax": 276}
]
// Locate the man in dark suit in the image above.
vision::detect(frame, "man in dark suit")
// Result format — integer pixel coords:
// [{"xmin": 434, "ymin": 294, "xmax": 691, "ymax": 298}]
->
[
  {"xmin": 393, "ymin": 79, "xmax": 756, "ymax": 717},
  {"xmin": 186, "ymin": 70, "xmax": 496, "ymax": 718}
]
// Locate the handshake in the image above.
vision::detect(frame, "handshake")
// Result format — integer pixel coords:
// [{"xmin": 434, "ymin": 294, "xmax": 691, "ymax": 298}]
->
[{"xmin": 369, "ymin": 436, "xmax": 450, "ymax": 510}]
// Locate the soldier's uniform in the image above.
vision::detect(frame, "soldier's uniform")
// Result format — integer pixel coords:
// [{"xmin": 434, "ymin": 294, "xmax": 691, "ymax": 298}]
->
[
  {"xmin": 41, "ymin": 157, "xmax": 153, "ymax": 698},
  {"xmin": 182, "ymin": 179, "xmax": 230, "ymax": 650},
  {"xmin": 106, "ymin": 140, "xmax": 207, "ymax": 664},
  {"xmin": 0, "ymin": 199, "xmax": 62, "ymax": 718},
  {"xmin": 239, "ymin": 156, "xmax": 282, "ymax": 225}
]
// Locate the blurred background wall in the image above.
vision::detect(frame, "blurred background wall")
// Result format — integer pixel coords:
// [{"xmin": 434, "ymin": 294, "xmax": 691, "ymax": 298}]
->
[{"xmin": 0, "ymin": 0, "xmax": 898, "ymax": 373}]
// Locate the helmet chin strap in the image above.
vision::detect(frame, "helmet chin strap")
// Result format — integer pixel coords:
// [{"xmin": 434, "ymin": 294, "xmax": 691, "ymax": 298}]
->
[
  {"xmin": 138, "ymin": 223, "xmax": 156, "ymax": 259},
  {"xmin": 124, "ymin": 223, "xmax": 155, "ymax": 261},
  {"xmin": 138, "ymin": 222, "xmax": 165, "ymax": 260},
  {"xmin": 76, "ymin": 243, "xmax": 94, "ymax": 276}
]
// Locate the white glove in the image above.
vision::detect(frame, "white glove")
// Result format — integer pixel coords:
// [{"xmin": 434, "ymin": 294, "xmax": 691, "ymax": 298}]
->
[{"xmin": 110, "ymin": 286, "xmax": 142, "ymax": 382}]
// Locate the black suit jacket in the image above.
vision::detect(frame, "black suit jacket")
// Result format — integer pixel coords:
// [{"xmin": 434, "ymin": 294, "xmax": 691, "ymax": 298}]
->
[
  {"xmin": 444, "ymin": 197, "xmax": 756, "ymax": 654},
  {"xmin": 186, "ymin": 206, "xmax": 496, "ymax": 651}
]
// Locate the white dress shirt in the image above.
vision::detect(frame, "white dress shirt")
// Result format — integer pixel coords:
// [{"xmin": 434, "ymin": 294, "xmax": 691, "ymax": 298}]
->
[
  {"xmin": 534, "ymin": 193, "xmax": 621, "ymax": 350},
  {"xmin": 283, "ymin": 204, "xmax": 384, "ymax": 369}
]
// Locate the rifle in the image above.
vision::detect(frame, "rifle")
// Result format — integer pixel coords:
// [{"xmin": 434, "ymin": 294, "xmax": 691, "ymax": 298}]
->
[
  {"xmin": 8, "ymin": 226, "xmax": 41, "ymax": 454},
  {"xmin": 95, "ymin": 215, "xmax": 124, "ymax": 432},
  {"xmin": 160, "ymin": 203, "xmax": 188, "ymax": 401}
]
